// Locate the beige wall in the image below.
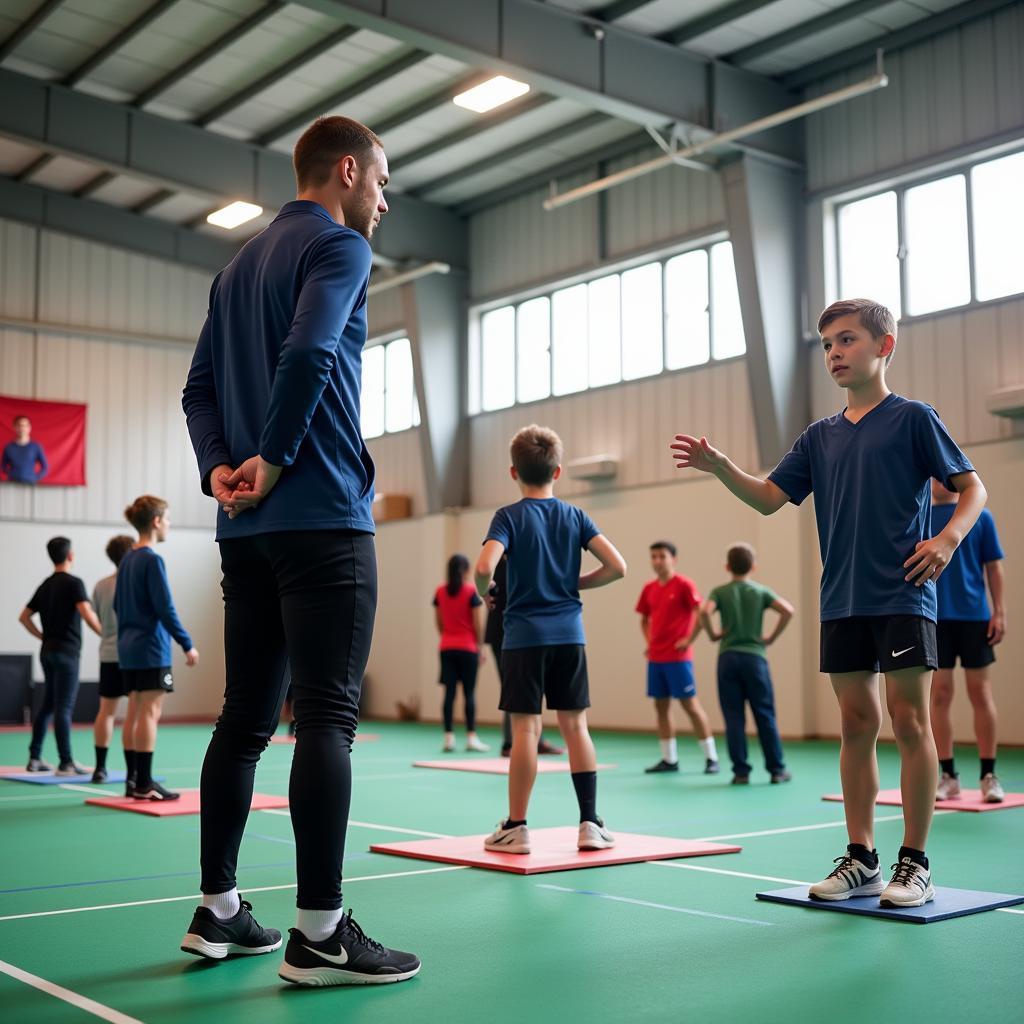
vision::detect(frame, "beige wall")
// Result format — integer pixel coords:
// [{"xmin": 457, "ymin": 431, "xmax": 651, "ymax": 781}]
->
[{"xmin": 366, "ymin": 436, "xmax": 1024, "ymax": 746}]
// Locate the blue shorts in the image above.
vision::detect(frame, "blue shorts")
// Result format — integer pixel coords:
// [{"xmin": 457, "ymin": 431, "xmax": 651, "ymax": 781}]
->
[{"xmin": 647, "ymin": 660, "xmax": 696, "ymax": 700}]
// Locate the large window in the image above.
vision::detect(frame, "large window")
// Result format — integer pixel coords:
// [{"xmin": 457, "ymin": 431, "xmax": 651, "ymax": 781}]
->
[
  {"xmin": 835, "ymin": 148, "xmax": 1024, "ymax": 319},
  {"xmin": 471, "ymin": 240, "xmax": 745, "ymax": 413},
  {"xmin": 361, "ymin": 336, "xmax": 420, "ymax": 440}
]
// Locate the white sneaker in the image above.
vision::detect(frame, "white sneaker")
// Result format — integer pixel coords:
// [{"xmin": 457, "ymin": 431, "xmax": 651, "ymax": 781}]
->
[
  {"xmin": 465, "ymin": 735, "xmax": 490, "ymax": 752},
  {"xmin": 808, "ymin": 850, "xmax": 884, "ymax": 901},
  {"xmin": 935, "ymin": 772, "xmax": 961, "ymax": 800},
  {"xmin": 484, "ymin": 821, "xmax": 530, "ymax": 854},
  {"xmin": 980, "ymin": 773, "xmax": 1005, "ymax": 803},
  {"xmin": 880, "ymin": 857, "xmax": 935, "ymax": 908},
  {"xmin": 577, "ymin": 819, "xmax": 615, "ymax": 850},
  {"xmin": 442, "ymin": 733, "xmax": 456, "ymax": 753}
]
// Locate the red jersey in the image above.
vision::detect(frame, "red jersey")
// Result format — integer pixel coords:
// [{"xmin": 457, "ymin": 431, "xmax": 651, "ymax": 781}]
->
[
  {"xmin": 635, "ymin": 574, "xmax": 702, "ymax": 663},
  {"xmin": 433, "ymin": 583, "xmax": 482, "ymax": 652}
]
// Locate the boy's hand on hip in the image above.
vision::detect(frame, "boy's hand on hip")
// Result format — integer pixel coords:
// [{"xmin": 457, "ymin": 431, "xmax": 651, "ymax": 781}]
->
[
  {"xmin": 671, "ymin": 435, "xmax": 724, "ymax": 473},
  {"xmin": 904, "ymin": 536, "xmax": 956, "ymax": 586}
]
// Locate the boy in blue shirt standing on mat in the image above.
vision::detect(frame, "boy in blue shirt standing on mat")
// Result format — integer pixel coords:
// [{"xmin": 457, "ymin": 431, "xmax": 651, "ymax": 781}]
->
[
  {"xmin": 476, "ymin": 425, "xmax": 626, "ymax": 855},
  {"xmin": 672, "ymin": 298, "xmax": 987, "ymax": 908},
  {"xmin": 929, "ymin": 478, "xmax": 1006, "ymax": 803}
]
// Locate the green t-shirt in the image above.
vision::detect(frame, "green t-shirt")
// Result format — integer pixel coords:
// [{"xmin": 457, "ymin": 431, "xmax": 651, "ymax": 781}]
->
[{"xmin": 709, "ymin": 579, "xmax": 778, "ymax": 659}]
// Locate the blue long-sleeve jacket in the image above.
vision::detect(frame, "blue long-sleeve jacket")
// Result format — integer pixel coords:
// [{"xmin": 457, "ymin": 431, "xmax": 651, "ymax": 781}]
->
[
  {"xmin": 2, "ymin": 440, "xmax": 48, "ymax": 483},
  {"xmin": 182, "ymin": 200, "xmax": 376, "ymax": 539},
  {"xmin": 114, "ymin": 546, "xmax": 193, "ymax": 669}
]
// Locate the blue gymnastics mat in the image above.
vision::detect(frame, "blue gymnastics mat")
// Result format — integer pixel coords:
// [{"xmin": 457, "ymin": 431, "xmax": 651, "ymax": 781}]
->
[
  {"xmin": 756, "ymin": 885, "xmax": 1024, "ymax": 924},
  {"xmin": 1, "ymin": 770, "xmax": 160, "ymax": 785}
]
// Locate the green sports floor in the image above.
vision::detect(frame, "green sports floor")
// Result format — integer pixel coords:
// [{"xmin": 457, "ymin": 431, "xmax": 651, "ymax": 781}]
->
[{"xmin": 0, "ymin": 722, "xmax": 1021, "ymax": 1024}]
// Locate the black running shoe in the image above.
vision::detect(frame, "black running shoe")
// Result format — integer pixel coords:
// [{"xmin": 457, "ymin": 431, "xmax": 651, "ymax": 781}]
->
[
  {"xmin": 92, "ymin": 767, "xmax": 108, "ymax": 784},
  {"xmin": 645, "ymin": 760, "xmax": 679, "ymax": 774},
  {"xmin": 181, "ymin": 899, "xmax": 282, "ymax": 960},
  {"xmin": 125, "ymin": 777, "xmax": 136, "ymax": 798},
  {"xmin": 731, "ymin": 775, "xmax": 750, "ymax": 785},
  {"xmin": 132, "ymin": 781, "xmax": 180, "ymax": 801},
  {"xmin": 704, "ymin": 759, "xmax": 720, "ymax": 775},
  {"xmin": 278, "ymin": 910, "xmax": 421, "ymax": 987}
]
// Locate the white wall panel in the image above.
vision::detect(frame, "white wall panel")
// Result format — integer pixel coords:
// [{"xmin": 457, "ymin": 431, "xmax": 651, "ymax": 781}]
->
[
  {"xmin": 368, "ymin": 285, "xmax": 406, "ymax": 339},
  {"xmin": 468, "ymin": 359, "xmax": 759, "ymax": 510},
  {"xmin": 366, "ymin": 428, "xmax": 428, "ymax": 517}
]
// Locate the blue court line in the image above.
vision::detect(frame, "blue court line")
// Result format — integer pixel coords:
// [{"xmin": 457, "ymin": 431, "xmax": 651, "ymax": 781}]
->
[
  {"xmin": 0, "ymin": 861, "xmax": 295, "ymax": 896},
  {"xmin": 537, "ymin": 883, "xmax": 776, "ymax": 927}
]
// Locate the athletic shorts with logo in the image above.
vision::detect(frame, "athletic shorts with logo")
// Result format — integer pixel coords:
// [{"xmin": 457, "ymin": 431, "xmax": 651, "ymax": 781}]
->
[
  {"xmin": 122, "ymin": 666, "xmax": 174, "ymax": 693},
  {"xmin": 936, "ymin": 620, "xmax": 996, "ymax": 669},
  {"xmin": 646, "ymin": 661, "xmax": 696, "ymax": 699},
  {"xmin": 820, "ymin": 616, "xmax": 937, "ymax": 674}
]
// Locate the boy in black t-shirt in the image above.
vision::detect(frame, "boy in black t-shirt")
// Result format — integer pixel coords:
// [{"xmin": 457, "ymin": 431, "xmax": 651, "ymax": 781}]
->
[{"xmin": 18, "ymin": 537, "xmax": 102, "ymax": 773}]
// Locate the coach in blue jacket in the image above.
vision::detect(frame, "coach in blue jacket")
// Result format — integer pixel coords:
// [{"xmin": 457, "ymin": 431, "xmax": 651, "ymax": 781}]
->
[{"xmin": 182, "ymin": 116, "xmax": 419, "ymax": 985}]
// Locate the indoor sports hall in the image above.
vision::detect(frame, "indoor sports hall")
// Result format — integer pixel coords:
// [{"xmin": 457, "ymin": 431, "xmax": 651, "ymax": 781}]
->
[{"xmin": 0, "ymin": 2, "xmax": 1022, "ymax": 1023}]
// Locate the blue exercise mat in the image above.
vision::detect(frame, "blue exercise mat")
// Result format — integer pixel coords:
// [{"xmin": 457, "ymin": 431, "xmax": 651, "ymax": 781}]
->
[
  {"xmin": 756, "ymin": 885, "xmax": 1024, "ymax": 924},
  {"xmin": 2, "ymin": 771, "xmax": 161, "ymax": 786}
]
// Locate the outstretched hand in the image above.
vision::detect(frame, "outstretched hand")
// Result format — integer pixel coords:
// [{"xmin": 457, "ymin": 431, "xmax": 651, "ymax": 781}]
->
[
  {"xmin": 670, "ymin": 435, "xmax": 725, "ymax": 473},
  {"xmin": 221, "ymin": 456, "xmax": 282, "ymax": 518}
]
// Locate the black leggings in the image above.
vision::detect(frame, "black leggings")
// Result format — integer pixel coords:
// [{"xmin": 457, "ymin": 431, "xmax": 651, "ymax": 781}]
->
[
  {"xmin": 440, "ymin": 650, "xmax": 478, "ymax": 732},
  {"xmin": 199, "ymin": 530, "xmax": 375, "ymax": 911}
]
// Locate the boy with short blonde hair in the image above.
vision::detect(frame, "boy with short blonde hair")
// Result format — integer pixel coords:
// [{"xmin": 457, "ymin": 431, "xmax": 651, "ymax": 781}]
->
[
  {"xmin": 673, "ymin": 297, "xmax": 987, "ymax": 907},
  {"xmin": 476, "ymin": 425, "xmax": 627, "ymax": 854}
]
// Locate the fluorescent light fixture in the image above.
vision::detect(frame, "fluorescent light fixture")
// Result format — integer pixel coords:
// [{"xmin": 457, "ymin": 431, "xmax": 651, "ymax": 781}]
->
[
  {"xmin": 207, "ymin": 201, "xmax": 262, "ymax": 229},
  {"xmin": 453, "ymin": 75, "xmax": 530, "ymax": 113}
]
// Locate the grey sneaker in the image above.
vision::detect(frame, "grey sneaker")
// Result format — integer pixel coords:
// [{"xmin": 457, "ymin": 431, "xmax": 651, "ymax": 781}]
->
[
  {"xmin": 880, "ymin": 858, "xmax": 935, "ymax": 908},
  {"xmin": 936, "ymin": 772, "xmax": 961, "ymax": 800},
  {"xmin": 980, "ymin": 773, "xmax": 1005, "ymax": 803},
  {"xmin": 484, "ymin": 820, "xmax": 530, "ymax": 854},
  {"xmin": 25, "ymin": 758, "xmax": 53, "ymax": 772},
  {"xmin": 55, "ymin": 762, "xmax": 89, "ymax": 776},
  {"xmin": 577, "ymin": 819, "xmax": 615, "ymax": 850}
]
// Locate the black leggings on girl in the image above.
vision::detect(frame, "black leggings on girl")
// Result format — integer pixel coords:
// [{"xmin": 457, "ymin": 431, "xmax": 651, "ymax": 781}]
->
[{"xmin": 440, "ymin": 650, "xmax": 478, "ymax": 732}]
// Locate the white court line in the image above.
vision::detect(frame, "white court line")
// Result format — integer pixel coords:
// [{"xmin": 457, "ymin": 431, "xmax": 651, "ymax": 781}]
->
[
  {"xmin": 537, "ymin": 883, "xmax": 775, "ymax": 927},
  {"xmin": 260, "ymin": 809, "xmax": 453, "ymax": 839},
  {"xmin": 57, "ymin": 783, "xmax": 120, "ymax": 798},
  {"xmin": 0, "ymin": 865, "xmax": 466, "ymax": 924},
  {"xmin": 698, "ymin": 810, "xmax": 952, "ymax": 842},
  {"xmin": 0, "ymin": 959, "xmax": 142, "ymax": 1024}
]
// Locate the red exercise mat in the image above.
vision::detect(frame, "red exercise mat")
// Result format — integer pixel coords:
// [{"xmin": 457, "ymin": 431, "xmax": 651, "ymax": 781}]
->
[
  {"xmin": 84, "ymin": 790, "xmax": 288, "ymax": 817},
  {"xmin": 822, "ymin": 788, "xmax": 1024, "ymax": 813},
  {"xmin": 412, "ymin": 758, "xmax": 615, "ymax": 775}
]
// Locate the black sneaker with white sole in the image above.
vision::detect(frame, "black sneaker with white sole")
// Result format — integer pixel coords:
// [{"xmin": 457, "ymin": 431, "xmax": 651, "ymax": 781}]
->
[
  {"xmin": 91, "ymin": 767, "xmax": 108, "ymax": 784},
  {"xmin": 278, "ymin": 910, "xmax": 421, "ymax": 987},
  {"xmin": 132, "ymin": 780, "xmax": 180, "ymax": 801},
  {"xmin": 704, "ymin": 759, "xmax": 720, "ymax": 775},
  {"xmin": 181, "ymin": 900, "xmax": 282, "ymax": 960},
  {"xmin": 644, "ymin": 760, "xmax": 679, "ymax": 774}
]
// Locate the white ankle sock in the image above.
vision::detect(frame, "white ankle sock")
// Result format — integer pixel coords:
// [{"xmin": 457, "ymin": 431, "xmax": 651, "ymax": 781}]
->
[
  {"xmin": 202, "ymin": 888, "xmax": 240, "ymax": 920},
  {"xmin": 296, "ymin": 907, "xmax": 344, "ymax": 942},
  {"xmin": 700, "ymin": 736, "xmax": 718, "ymax": 760},
  {"xmin": 660, "ymin": 737, "xmax": 678, "ymax": 763}
]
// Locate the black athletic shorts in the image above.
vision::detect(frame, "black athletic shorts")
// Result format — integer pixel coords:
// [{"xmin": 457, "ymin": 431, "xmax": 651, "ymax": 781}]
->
[
  {"xmin": 439, "ymin": 649, "xmax": 479, "ymax": 686},
  {"xmin": 98, "ymin": 661, "xmax": 128, "ymax": 699},
  {"xmin": 123, "ymin": 666, "xmax": 174, "ymax": 693},
  {"xmin": 936, "ymin": 620, "xmax": 996, "ymax": 670},
  {"xmin": 500, "ymin": 644, "xmax": 589, "ymax": 714},
  {"xmin": 820, "ymin": 616, "xmax": 937, "ymax": 674}
]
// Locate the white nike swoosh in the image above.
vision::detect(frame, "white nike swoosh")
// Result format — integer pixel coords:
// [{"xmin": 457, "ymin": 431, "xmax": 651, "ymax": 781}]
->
[
  {"xmin": 891, "ymin": 646, "xmax": 915, "ymax": 658},
  {"xmin": 303, "ymin": 944, "xmax": 348, "ymax": 965}
]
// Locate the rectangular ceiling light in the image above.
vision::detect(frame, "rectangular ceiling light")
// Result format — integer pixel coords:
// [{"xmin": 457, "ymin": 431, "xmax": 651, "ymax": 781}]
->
[
  {"xmin": 453, "ymin": 75, "xmax": 530, "ymax": 113},
  {"xmin": 207, "ymin": 200, "xmax": 263, "ymax": 229}
]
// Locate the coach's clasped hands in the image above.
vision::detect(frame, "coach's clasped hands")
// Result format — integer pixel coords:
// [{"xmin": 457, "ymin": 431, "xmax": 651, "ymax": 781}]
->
[{"xmin": 211, "ymin": 456, "xmax": 283, "ymax": 519}]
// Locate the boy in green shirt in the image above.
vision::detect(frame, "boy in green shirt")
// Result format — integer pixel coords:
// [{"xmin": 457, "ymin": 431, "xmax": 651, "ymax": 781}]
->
[{"xmin": 701, "ymin": 543, "xmax": 794, "ymax": 785}]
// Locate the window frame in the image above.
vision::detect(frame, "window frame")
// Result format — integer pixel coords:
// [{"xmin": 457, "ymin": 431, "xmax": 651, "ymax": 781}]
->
[
  {"xmin": 831, "ymin": 143, "xmax": 1024, "ymax": 326},
  {"xmin": 469, "ymin": 232, "xmax": 746, "ymax": 417},
  {"xmin": 362, "ymin": 332, "xmax": 420, "ymax": 439}
]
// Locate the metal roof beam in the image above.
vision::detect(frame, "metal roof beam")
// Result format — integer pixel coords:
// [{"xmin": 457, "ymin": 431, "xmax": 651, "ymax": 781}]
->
[
  {"xmin": 660, "ymin": 0, "xmax": 778, "ymax": 47},
  {"xmin": 0, "ymin": 0, "xmax": 64, "ymax": 61}
]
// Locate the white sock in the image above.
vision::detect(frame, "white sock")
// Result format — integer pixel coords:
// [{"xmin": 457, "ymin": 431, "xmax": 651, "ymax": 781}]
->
[
  {"xmin": 700, "ymin": 736, "xmax": 718, "ymax": 760},
  {"xmin": 202, "ymin": 888, "xmax": 240, "ymax": 920},
  {"xmin": 296, "ymin": 907, "xmax": 344, "ymax": 942},
  {"xmin": 660, "ymin": 737, "xmax": 678, "ymax": 763}
]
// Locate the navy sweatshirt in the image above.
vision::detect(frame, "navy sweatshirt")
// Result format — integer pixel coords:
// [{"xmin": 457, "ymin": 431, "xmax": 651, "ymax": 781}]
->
[{"xmin": 182, "ymin": 200, "xmax": 376, "ymax": 540}]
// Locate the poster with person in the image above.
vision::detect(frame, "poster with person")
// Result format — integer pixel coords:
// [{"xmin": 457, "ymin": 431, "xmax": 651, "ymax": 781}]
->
[{"xmin": 0, "ymin": 395, "xmax": 86, "ymax": 486}]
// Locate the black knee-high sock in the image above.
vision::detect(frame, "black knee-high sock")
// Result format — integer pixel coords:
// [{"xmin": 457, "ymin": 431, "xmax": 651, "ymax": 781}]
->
[
  {"xmin": 135, "ymin": 751, "xmax": 153, "ymax": 788},
  {"xmin": 980, "ymin": 757, "xmax": 996, "ymax": 778},
  {"xmin": 124, "ymin": 748, "xmax": 136, "ymax": 779},
  {"xmin": 94, "ymin": 746, "xmax": 108, "ymax": 771},
  {"xmin": 571, "ymin": 771, "xmax": 599, "ymax": 824},
  {"xmin": 940, "ymin": 757, "xmax": 956, "ymax": 776}
]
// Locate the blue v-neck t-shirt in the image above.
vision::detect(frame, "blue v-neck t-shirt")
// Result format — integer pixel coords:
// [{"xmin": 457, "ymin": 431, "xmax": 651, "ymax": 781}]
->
[{"xmin": 768, "ymin": 394, "xmax": 974, "ymax": 623}]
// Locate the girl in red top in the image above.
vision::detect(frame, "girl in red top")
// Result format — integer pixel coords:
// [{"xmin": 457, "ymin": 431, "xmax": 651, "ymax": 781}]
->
[{"xmin": 434, "ymin": 554, "xmax": 489, "ymax": 753}]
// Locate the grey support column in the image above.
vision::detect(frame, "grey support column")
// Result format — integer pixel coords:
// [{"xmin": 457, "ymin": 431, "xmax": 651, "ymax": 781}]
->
[{"xmin": 721, "ymin": 154, "xmax": 809, "ymax": 469}]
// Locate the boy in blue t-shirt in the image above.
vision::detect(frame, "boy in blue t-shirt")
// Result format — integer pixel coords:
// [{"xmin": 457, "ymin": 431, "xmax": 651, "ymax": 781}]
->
[
  {"xmin": 672, "ymin": 298, "xmax": 987, "ymax": 908},
  {"xmin": 476, "ymin": 424, "xmax": 627, "ymax": 855},
  {"xmin": 929, "ymin": 478, "xmax": 1006, "ymax": 803}
]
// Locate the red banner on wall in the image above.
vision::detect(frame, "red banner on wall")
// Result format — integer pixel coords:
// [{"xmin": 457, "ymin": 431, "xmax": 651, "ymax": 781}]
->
[{"xmin": 0, "ymin": 395, "xmax": 87, "ymax": 487}]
